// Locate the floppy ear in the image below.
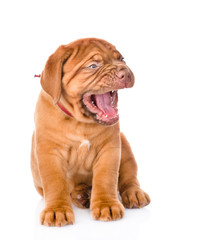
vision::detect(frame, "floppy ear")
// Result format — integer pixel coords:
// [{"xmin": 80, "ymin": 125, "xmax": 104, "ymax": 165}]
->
[{"xmin": 40, "ymin": 46, "xmax": 72, "ymax": 104}]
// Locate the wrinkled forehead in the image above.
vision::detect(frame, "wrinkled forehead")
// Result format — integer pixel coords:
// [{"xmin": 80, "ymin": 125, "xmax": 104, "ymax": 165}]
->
[{"xmin": 69, "ymin": 38, "xmax": 122, "ymax": 63}]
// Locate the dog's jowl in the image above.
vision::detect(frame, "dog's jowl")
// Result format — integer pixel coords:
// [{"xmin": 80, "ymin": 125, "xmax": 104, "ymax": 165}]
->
[{"xmin": 31, "ymin": 38, "xmax": 150, "ymax": 227}]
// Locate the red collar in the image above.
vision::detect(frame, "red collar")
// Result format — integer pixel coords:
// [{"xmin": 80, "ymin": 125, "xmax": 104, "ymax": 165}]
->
[
  {"xmin": 34, "ymin": 74, "xmax": 41, "ymax": 78},
  {"xmin": 57, "ymin": 102, "xmax": 73, "ymax": 118}
]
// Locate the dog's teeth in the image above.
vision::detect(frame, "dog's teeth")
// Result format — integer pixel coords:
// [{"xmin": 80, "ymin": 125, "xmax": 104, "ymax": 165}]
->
[{"xmin": 91, "ymin": 100, "xmax": 96, "ymax": 108}]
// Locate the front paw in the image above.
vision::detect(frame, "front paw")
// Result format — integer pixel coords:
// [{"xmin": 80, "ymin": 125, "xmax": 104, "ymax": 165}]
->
[
  {"xmin": 91, "ymin": 200, "xmax": 124, "ymax": 221},
  {"xmin": 121, "ymin": 188, "xmax": 151, "ymax": 208},
  {"xmin": 40, "ymin": 206, "xmax": 75, "ymax": 227}
]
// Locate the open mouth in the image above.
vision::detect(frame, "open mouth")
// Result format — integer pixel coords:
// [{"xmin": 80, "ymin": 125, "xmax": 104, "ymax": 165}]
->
[{"xmin": 82, "ymin": 90, "xmax": 119, "ymax": 125}]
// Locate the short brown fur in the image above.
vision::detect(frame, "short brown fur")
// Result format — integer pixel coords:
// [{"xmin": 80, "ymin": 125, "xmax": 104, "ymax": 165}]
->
[{"xmin": 31, "ymin": 38, "xmax": 150, "ymax": 227}]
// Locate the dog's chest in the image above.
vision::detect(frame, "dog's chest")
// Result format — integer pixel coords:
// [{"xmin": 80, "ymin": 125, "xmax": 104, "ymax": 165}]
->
[
  {"xmin": 66, "ymin": 138, "xmax": 96, "ymax": 174},
  {"xmin": 77, "ymin": 139, "xmax": 91, "ymax": 160}
]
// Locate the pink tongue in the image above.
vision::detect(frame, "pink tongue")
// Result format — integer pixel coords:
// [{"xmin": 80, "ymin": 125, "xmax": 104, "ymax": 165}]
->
[{"xmin": 94, "ymin": 92, "xmax": 117, "ymax": 117}]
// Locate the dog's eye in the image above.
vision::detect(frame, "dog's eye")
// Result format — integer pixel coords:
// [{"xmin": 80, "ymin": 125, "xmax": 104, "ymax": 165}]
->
[{"xmin": 88, "ymin": 64, "xmax": 98, "ymax": 69}]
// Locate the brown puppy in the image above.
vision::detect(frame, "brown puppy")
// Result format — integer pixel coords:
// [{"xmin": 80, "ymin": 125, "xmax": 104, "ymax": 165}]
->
[{"xmin": 31, "ymin": 38, "xmax": 150, "ymax": 227}]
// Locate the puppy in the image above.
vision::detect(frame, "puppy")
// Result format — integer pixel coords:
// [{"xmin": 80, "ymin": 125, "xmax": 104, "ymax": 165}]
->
[{"xmin": 31, "ymin": 38, "xmax": 150, "ymax": 227}]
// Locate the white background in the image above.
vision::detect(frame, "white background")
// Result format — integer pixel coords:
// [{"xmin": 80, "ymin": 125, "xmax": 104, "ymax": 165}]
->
[{"xmin": 0, "ymin": 0, "xmax": 199, "ymax": 239}]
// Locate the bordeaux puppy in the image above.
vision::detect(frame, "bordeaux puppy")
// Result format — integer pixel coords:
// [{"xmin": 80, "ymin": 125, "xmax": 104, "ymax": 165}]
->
[{"xmin": 31, "ymin": 38, "xmax": 150, "ymax": 227}]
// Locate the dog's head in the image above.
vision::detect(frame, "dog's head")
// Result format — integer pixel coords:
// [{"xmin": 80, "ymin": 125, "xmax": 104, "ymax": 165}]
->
[{"xmin": 41, "ymin": 38, "xmax": 134, "ymax": 125}]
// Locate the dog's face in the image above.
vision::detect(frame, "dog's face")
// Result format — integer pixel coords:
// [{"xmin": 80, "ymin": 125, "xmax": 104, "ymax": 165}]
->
[{"xmin": 41, "ymin": 38, "xmax": 134, "ymax": 125}]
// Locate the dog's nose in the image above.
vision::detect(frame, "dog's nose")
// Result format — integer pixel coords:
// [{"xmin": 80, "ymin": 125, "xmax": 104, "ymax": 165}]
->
[
  {"xmin": 116, "ymin": 69, "xmax": 128, "ymax": 80},
  {"xmin": 116, "ymin": 68, "xmax": 132, "ymax": 87}
]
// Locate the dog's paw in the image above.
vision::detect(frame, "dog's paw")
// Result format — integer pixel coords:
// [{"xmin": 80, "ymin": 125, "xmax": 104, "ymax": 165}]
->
[
  {"xmin": 121, "ymin": 188, "xmax": 150, "ymax": 208},
  {"xmin": 71, "ymin": 183, "xmax": 91, "ymax": 209},
  {"xmin": 91, "ymin": 200, "xmax": 124, "ymax": 221},
  {"xmin": 40, "ymin": 207, "xmax": 75, "ymax": 227}
]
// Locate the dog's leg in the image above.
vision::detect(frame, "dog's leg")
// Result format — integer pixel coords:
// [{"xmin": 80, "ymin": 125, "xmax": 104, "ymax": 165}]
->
[
  {"xmin": 118, "ymin": 133, "xmax": 150, "ymax": 208},
  {"xmin": 90, "ymin": 138, "xmax": 124, "ymax": 221},
  {"xmin": 71, "ymin": 184, "xmax": 91, "ymax": 209},
  {"xmin": 37, "ymin": 146, "xmax": 75, "ymax": 227},
  {"xmin": 31, "ymin": 132, "xmax": 44, "ymax": 197}
]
